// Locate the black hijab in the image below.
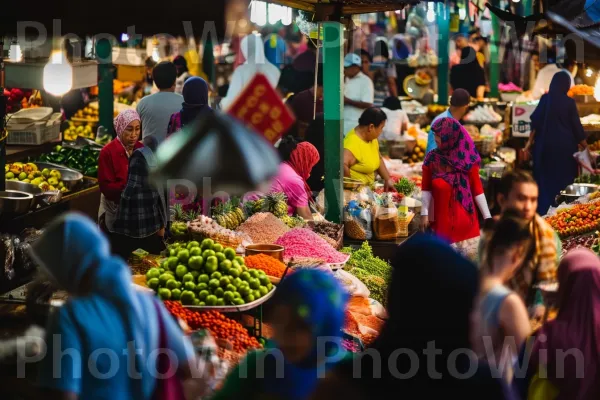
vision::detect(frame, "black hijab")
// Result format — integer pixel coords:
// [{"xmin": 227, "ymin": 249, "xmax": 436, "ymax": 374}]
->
[
  {"xmin": 180, "ymin": 77, "xmax": 212, "ymax": 126},
  {"xmin": 450, "ymin": 47, "xmax": 486, "ymax": 98},
  {"xmin": 337, "ymin": 234, "xmax": 512, "ymax": 399}
]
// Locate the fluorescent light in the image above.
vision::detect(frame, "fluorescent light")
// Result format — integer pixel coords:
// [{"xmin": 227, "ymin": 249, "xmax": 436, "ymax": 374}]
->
[
  {"xmin": 151, "ymin": 45, "xmax": 160, "ymax": 62},
  {"xmin": 9, "ymin": 42, "xmax": 22, "ymax": 62},
  {"xmin": 281, "ymin": 7, "xmax": 293, "ymax": 26},
  {"xmin": 43, "ymin": 50, "xmax": 73, "ymax": 96},
  {"xmin": 268, "ymin": 3, "xmax": 281, "ymax": 25},
  {"xmin": 459, "ymin": 7, "xmax": 466, "ymax": 20},
  {"xmin": 250, "ymin": 1, "xmax": 267, "ymax": 26},
  {"xmin": 427, "ymin": 9, "xmax": 435, "ymax": 22}
]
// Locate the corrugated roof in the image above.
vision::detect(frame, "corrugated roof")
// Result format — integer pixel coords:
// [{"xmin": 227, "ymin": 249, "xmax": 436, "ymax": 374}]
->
[{"xmin": 267, "ymin": 0, "xmax": 426, "ymax": 14}]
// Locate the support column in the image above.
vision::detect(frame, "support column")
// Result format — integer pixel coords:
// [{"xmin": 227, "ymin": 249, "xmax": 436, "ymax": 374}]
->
[
  {"xmin": 96, "ymin": 39, "xmax": 114, "ymax": 137},
  {"xmin": 437, "ymin": 2, "xmax": 450, "ymax": 105},
  {"xmin": 322, "ymin": 22, "xmax": 344, "ymax": 223},
  {"xmin": 489, "ymin": 0, "xmax": 501, "ymax": 98},
  {"xmin": 0, "ymin": 39, "xmax": 5, "ymax": 192},
  {"xmin": 203, "ymin": 38, "xmax": 215, "ymax": 86}
]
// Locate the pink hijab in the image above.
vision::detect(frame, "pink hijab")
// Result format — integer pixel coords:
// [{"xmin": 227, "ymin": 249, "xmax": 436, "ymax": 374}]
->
[
  {"xmin": 530, "ymin": 248, "xmax": 600, "ymax": 399},
  {"xmin": 113, "ymin": 109, "xmax": 140, "ymax": 138}
]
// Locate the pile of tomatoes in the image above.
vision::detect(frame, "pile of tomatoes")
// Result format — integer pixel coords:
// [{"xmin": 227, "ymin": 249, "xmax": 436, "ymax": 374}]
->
[
  {"xmin": 546, "ymin": 203, "xmax": 600, "ymax": 238},
  {"xmin": 163, "ymin": 301, "xmax": 262, "ymax": 353}
]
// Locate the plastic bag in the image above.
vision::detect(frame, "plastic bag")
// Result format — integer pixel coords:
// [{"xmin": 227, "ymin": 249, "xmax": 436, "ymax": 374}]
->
[
  {"xmin": 334, "ymin": 269, "xmax": 370, "ymax": 297},
  {"xmin": 373, "ymin": 206, "xmax": 400, "ymax": 240},
  {"xmin": 344, "ymin": 201, "xmax": 372, "ymax": 240},
  {"xmin": 368, "ymin": 298, "xmax": 388, "ymax": 319},
  {"xmin": 574, "ymin": 149, "xmax": 594, "ymax": 174}
]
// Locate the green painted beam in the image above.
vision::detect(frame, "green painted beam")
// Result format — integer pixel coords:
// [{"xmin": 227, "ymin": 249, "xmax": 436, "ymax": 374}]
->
[
  {"xmin": 489, "ymin": 0, "xmax": 501, "ymax": 99},
  {"xmin": 96, "ymin": 39, "xmax": 114, "ymax": 136},
  {"xmin": 322, "ymin": 22, "xmax": 344, "ymax": 223},
  {"xmin": 437, "ymin": 2, "xmax": 450, "ymax": 105}
]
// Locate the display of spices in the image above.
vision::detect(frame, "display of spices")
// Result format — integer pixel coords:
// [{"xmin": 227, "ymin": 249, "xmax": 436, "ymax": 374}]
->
[
  {"xmin": 275, "ymin": 228, "xmax": 348, "ymax": 263},
  {"xmin": 308, "ymin": 220, "xmax": 342, "ymax": 241},
  {"xmin": 189, "ymin": 215, "xmax": 252, "ymax": 248},
  {"xmin": 244, "ymin": 253, "xmax": 287, "ymax": 278},
  {"xmin": 236, "ymin": 212, "xmax": 289, "ymax": 244},
  {"xmin": 163, "ymin": 301, "xmax": 262, "ymax": 353}
]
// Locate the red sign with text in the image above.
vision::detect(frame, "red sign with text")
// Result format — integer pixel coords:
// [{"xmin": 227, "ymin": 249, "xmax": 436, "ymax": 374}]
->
[{"xmin": 226, "ymin": 73, "xmax": 295, "ymax": 144}]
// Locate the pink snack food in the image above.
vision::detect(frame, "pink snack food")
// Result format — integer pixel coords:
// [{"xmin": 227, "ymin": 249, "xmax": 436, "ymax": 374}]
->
[{"xmin": 275, "ymin": 228, "xmax": 348, "ymax": 263}]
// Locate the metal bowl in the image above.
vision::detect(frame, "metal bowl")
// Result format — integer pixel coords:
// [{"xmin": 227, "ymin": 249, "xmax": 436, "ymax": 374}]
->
[
  {"xmin": 0, "ymin": 190, "xmax": 35, "ymax": 215},
  {"xmin": 244, "ymin": 244, "xmax": 284, "ymax": 262},
  {"xmin": 33, "ymin": 162, "xmax": 83, "ymax": 190},
  {"xmin": 564, "ymin": 184, "xmax": 597, "ymax": 197},
  {"xmin": 5, "ymin": 180, "xmax": 63, "ymax": 207},
  {"xmin": 572, "ymin": 183, "xmax": 599, "ymax": 193}
]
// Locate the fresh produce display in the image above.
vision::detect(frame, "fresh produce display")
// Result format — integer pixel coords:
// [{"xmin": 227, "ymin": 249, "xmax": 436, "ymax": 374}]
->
[
  {"xmin": 498, "ymin": 82, "xmax": 523, "ymax": 93},
  {"xmin": 574, "ymin": 174, "xmax": 600, "ymax": 184},
  {"xmin": 73, "ymin": 106, "xmax": 99, "ymax": 123},
  {"xmin": 245, "ymin": 192, "xmax": 289, "ymax": 218},
  {"xmin": 146, "ymin": 239, "xmax": 274, "ymax": 306},
  {"xmin": 163, "ymin": 301, "xmax": 262, "ymax": 353},
  {"xmin": 464, "ymin": 105, "xmax": 503, "ymax": 123},
  {"xmin": 35, "ymin": 145, "xmax": 99, "ymax": 177},
  {"xmin": 5, "ymin": 162, "xmax": 69, "ymax": 192},
  {"xmin": 560, "ymin": 232, "xmax": 596, "ymax": 257},
  {"xmin": 63, "ymin": 121, "xmax": 95, "ymax": 141},
  {"xmin": 4, "ymin": 88, "xmax": 39, "ymax": 113},
  {"xmin": 589, "ymin": 140, "xmax": 600, "ymax": 151},
  {"xmin": 280, "ymin": 215, "xmax": 306, "ymax": 228},
  {"xmin": 275, "ymin": 228, "xmax": 348, "ymax": 263},
  {"xmin": 546, "ymin": 203, "xmax": 600, "ymax": 238},
  {"xmin": 308, "ymin": 220, "xmax": 343, "ymax": 245},
  {"xmin": 342, "ymin": 242, "xmax": 392, "ymax": 306},
  {"xmin": 212, "ymin": 199, "xmax": 246, "ymax": 230},
  {"xmin": 394, "ymin": 177, "xmax": 417, "ymax": 197},
  {"xmin": 189, "ymin": 215, "xmax": 252, "ymax": 248},
  {"xmin": 244, "ymin": 253, "xmax": 288, "ymax": 278},
  {"xmin": 236, "ymin": 212, "xmax": 289, "ymax": 244},
  {"xmin": 568, "ymin": 84, "xmax": 594, "ymax": 97},
  {"xmin": 171, "ymin": 203, "xmax": 199, "ymax": 223}
]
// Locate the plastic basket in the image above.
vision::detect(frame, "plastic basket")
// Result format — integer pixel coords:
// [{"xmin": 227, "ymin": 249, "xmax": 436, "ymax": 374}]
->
[{"xmin": 7, "ymin": 113, "xmax": 62, "ymax": 145}]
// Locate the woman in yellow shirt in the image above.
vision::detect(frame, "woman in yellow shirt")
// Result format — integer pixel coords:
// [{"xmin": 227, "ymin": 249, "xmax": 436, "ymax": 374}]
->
[{"xmin": 343, "ymin": 107, "xmax": 394, "ymax": 190}]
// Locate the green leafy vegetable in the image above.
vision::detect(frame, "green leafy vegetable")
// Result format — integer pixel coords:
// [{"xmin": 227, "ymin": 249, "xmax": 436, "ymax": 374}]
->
[
  {"xmin": 394, "ymin": 178, "xmax": 416, "ymax": 197},
  {"xmin": 343, "ymin": 241, "xmax": 392, "ymax": 306}
]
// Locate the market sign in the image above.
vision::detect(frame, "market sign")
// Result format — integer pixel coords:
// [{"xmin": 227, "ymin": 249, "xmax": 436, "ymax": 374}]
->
[
  {"xmin": 512, "ymin": 104, "xmax": 537, "ymax": 138},
  {"xmin": 226, "ymin": 73, "xmax": 295, "ymax": 144}
]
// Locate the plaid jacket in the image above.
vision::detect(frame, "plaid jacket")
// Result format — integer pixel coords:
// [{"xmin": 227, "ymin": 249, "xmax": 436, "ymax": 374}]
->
[{"xmin": 112, "ymin": 150, "xmax": 166, "ymax": 238}]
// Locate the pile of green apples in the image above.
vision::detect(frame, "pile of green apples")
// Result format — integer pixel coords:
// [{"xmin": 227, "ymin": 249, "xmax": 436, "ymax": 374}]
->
[
  {"xmin": 5, "ymin": 162, "xmax": 69, "ymax": 192},
  {"xmin": 145, "ymin": 239, "xmax": 274, "ymax": 306}
]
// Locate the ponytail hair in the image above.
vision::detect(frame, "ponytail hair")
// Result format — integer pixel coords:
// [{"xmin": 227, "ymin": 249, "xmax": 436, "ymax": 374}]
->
[{"xmin": 484, "ymin": 209, "xmax": 533, "ymax": 273}]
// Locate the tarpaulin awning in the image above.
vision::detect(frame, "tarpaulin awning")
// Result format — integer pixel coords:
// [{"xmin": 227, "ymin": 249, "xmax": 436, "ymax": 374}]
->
[{"xmin": 266, "ymin": 0, "xmax": 438, "ymax": 14}]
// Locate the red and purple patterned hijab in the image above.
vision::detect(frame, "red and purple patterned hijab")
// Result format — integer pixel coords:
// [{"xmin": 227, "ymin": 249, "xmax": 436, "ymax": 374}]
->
[{"xmin": 423, "ymin": 117, "xmax": 480, "ymax": 215}]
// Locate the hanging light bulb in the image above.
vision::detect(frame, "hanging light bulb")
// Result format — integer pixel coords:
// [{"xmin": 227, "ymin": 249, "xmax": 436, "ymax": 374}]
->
[
  {"xmin": 458, "ymin": 6, "xmax": 467, "ymax": 20},
  {"xmin": 9, "ymin": 41, "xmax": 22, "ymax": 62},
  {"xmin": 594, "ymin": 76, "xmax": 600, "ymax": 102},
  {"xmin": 43, "ymin": 50, "xmax": 73, "ymax": 96},
  {"xmin": 586, "ymin": 68, "xmax": 594, "ymax": 78},
  {"xmin": 268, "ymin": 4, "xmax": 281, "ymax": 25},
  {"xmin": 251, "ymin": 1, "xmax": 267, "ymax": 26},
  {"xmin": 512, "ymin": 0, "xmax": 521, "ymax": 2},
  {"xmin": 426, "ymin": 2, "xmax": 435, "ymax": 22},
  {"xmin": 151, "ymin": 38, "xmax": 160, "ymax": 62},
  {"xmin": 281, "ymin": 7, "xmax": 293, "ymax": 26}
]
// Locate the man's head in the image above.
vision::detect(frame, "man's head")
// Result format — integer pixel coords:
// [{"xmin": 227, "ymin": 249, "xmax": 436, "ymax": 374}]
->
[
  {"xmin": 449, "ymin": 89, "xmax": 471, "ymax": 120},
  {"xmin": 359, "ymin": 49, "xmax": 372, "ymax": 75},
  {"xmin": 152, "ymin": 61, "xmax": 177, "ymax": 91},
  {"xmin": 454, "ymin": 34, "xmax": 468, "ymax": 51},
  {"xmin": 469, "ymin": 31, "xmax": 483, "ymax": 51},
  {"xmin": 344, "ymin": 53, "xmax": 362, "ymax": 78},
  {"xmin": 563, "ymin": 58, "xmax": 578, "ymax": 76},
  {"xmin": 498, "ymin": 170, "xmax": 539, "ymax": 221}
]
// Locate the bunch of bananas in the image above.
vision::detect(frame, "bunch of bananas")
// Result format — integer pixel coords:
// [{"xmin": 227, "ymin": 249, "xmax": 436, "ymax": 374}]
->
[
  {"xmin": 212, "ymin": 202, "xmax": 246, "ymax": 230},
  {"xmin": 281, "ymin": 215, "xmax": 306, "ymax": 228}
]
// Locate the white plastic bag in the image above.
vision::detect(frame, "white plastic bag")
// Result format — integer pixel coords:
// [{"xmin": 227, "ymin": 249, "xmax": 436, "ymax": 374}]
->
[{"xmin": 334, "ymin": 269, "xmax": 370, "ymax": 297}]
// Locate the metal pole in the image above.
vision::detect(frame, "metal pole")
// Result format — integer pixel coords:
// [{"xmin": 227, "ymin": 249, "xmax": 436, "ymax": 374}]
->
[
  {"xmin": 0, "ymin": 38, "xmax": 6, "ymax": 191},
  {"xmin": 489, "ymin": 0, "xmax": 501, "ymax": 98},
  {"xmin": 96, "ymin": 39, "xmax": 114, "ymax": 137},
  {"xmin": 436, "ymin": 2, "xmax": 450, "ymax": 105},
  {"xmin": 323, "ymin": 22, "xmax": 344, "ymax": 223}
]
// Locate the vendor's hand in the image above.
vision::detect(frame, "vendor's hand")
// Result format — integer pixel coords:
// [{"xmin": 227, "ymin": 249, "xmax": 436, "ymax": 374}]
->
[
  {"xmin": 384, "ymin": 179, "xmax": 396, "ymax": 192},
  {"xmin": 420, "ymin": 215, "xmax": 430, "ymax": 232}
]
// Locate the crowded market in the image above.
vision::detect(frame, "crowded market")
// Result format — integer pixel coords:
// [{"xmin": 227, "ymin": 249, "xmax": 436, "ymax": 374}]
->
[{"xmin": 1, "ymin": 0, "xmax": 600, "ymax": 398}]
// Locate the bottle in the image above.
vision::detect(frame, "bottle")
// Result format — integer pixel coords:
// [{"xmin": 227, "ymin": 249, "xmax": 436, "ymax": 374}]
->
[{"xmin": 397, "ymin": 205, "xmax": 409, "ymax": 237}]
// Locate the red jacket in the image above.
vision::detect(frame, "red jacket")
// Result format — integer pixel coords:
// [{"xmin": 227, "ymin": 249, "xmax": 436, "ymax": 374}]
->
[{"xmin": 98, "ymin": 138, "xmax": 144, "ymax": 203}]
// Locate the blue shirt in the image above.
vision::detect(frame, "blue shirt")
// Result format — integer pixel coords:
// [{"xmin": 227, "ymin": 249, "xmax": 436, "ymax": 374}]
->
[
  {"xmin": 38, "ymin": 293, "xmax": 194, "ymax": 399},
  {"xmin": 426, "ymin": 109, "xmax": 453, "ymax": 154}
]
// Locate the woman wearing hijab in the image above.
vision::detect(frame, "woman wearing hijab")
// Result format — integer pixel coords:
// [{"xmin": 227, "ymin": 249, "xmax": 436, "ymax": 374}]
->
[
  {"xmin": 33, "ymin": 213, "xmax": 206, "ymax": 400},
  {"xmin": 98, "ymin": 109, "xmax": 143, "ymax": 233},
  {"xmin": 517, "ymin": 248, "xmax": 600, "ymax": 399},
  {"xmin": 525, "ymin": 71, "xmax": 588, "ymax": 214},
  {"xmin": 221, "ymin": 33, "xmax": 281, "ymax": 109},
  {"xmin": 111, "ymin": 135, "xmax": 168, "ymax": 259},
  {"xmin": 264, "ymin": 33, "xmax": 286, "ymax": 68},
  {"xmin": 450, "ymin": 47, "xmax": 486, "ymax": 99},
  {"xmin": 173, "ymin": 55, "xmax": 191, "ymax": 95},
  {"xmin": 271, "ymin": 136, "xmax": 320, "ymax": 220},
  {"xmin": 167, "ymin": 76, "xmax": 212, "ymax": 136},
  {"xmin": 213, "ymin": 269, "xmax": 349, "ymax": 400},
  {"xmin": 312, "ymin": 234, "xmax": 512, "ymax": 400},
  {"xmin": 304, "ymin": 114, "xmax": 325, "ymax": 195},
  {"xmin": 421, "ymin": 118, "xmax": 491, "ymax": 250}
]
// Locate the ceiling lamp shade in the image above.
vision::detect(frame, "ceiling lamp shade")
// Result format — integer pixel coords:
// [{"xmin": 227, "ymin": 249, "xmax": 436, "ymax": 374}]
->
[{"xmin": 151, "ymin": 111, "xmax": 280, "ymax": 196}]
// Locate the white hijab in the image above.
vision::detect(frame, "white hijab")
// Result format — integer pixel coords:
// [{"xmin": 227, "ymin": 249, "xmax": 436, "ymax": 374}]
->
[{"xmin": 221, "ymin": 34, "xmax": 281, "ymax": 109}]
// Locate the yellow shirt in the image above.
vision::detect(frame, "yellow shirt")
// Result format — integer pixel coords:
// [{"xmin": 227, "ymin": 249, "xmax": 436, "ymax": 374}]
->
[{"xmin": 344, "ymin": 129, "xmax": 380, "ymax": 184}]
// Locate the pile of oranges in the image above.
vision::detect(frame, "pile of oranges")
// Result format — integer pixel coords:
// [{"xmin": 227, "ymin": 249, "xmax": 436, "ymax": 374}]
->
[
  {"xmin": 546, "ymin": 203, "xmax": 600, "ymax": 238},
  {"xmin": 163, "ymin": 301, "xmax": 262, "ymax": 353}
]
